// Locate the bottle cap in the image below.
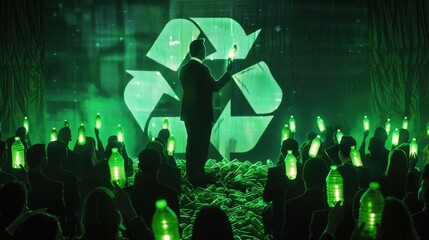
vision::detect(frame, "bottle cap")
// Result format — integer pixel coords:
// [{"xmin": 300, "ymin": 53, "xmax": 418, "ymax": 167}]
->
[
  {"xmin": 156, "ymin": 199, "xmax": 167, "ymax": 208},
  {"xmin": 330, "ymin": 165, "xmax": 337, "ymax": 170},
  {"xmin": 14, "ymin": 137, "xmax": 20, "ymax": 140},
  {"xmin": 112, "ymin": 148, "xmax": 118, "ymax": 153},
  {"xmin": 369, "ymin": 182, "xmax": 379, "ymax": 190}
]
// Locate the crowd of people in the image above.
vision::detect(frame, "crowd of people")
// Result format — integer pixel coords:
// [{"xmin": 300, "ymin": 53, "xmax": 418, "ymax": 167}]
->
[{"xmin": 0, "ymin": 121, "xmax": 428, "ymax": 240}]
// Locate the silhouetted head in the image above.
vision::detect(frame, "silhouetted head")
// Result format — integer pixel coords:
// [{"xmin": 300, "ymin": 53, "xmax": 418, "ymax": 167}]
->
[
  {"xmin": 306, "ymin": 131, "xmax": 318, "ymax": 142},
  {"xmin": 386, "ymin": 149, "xmax": 408, "ymax": 180},
  {"xmin": 381, "ymin": 197, "xmax": 419, "ymax": 240},
  {"xmin": 105, "ymin": 141, "xmax": 123, "ymax": 159},
  {"xmin": 189, "ymin": 38, "xmax": 206, "ymax": 60},
  {"xmin": 374, "ymin": 127, "xmax": 387, "ymax": 144},
  {"xmin": 337, "ymin": 162, "xmax": 359, "ymax": 201},
  {"xmin": 324, "ymin": 126, "xmax": 336, "ymax": 147},
  {"xmin": 418, "ymin": 164, "xmax": 429, "ymax": 203},
  {"xmin": 339, "ymin": 136, "xmax": 356, "ymax": 161},
  {"xmin": 368, "ymin": 137, "xmax": 384, "ymax": 154},
  {"xmin": 15, "ymin": 127, "xmax": 26, "ymax": 140},
  {"xmin": 157, "ymin": 129, "xmax": 170, "ymax": 144},
  {"xmin": 58, "ymin": 127, "xmax": 72, "ymax": 144},
  {"xmin": 145, "ymin": 140, "xmax": 167, "ymax": 162},
  {"xmin": 281, "ymin": 138, "xmax": 299, "ymax": 158},
  {"xmin": 398, "ymin": 128, "xmax": 410, "ymax": 145},
  {"xmin": 27, "ymin": 144, "xmax": 46, "ymax": 169},
  {"xmin": 47, "ymin": 141, "xmax": 68, "ymax": 167},
  {"xmin": 138, "ymin": 148, "xmax": 161, "ymax": 175},
  {"xmin": 0, "ymin": 181, "xmax": 27, "ymax": 230},
  {"xmin": 302, "ymin": 157, "xmax": 328, "ymax": 189},
  {"xmin": 107, "ymin": 135, "xmax": 118, "ymax": 144},
  {"xmin": 192, "ymin": 205, "xmax": 234, "ymax": 240},
  {"xmin": 13, "ymin": 213, "xmax": 62, "ymax": 240},
  {"xmin": 81, "ymin": 187, "xmax": 120, "ymax": 239},
  {"xmin": 0, "ymin": 141, "xmax": 6, "ymax": 165}
]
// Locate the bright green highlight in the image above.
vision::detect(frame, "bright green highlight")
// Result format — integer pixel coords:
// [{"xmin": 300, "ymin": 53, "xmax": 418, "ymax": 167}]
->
[
  {"xmin": 163, "ymin": 118, "xmax": 169, "ymax": 130},
  {"xmin": 402, "ymin": 117, "xmax": 408, "ymax": 129},
  {"xmin": 317, "ymin": 116, "xmax": 326, "ymax": 132},
  {"xmin": 385, "ymin": 119, "xmax": 391, "ymax": 134},
  {"xmin": 427, "ymin": 122, "xmax": 429, "ymax": 137},
  {"xmin": 117, "ymin": 125, "xmax": 124, "ymax": 143},
  {"xmin": 95, "ymin": 113, "xmax": 101, "ymax": 129},
  {"xmin": 78, "ymin": 124, "xmax": 86, "ymax": 145},
  {"xmin": 281, "ymin": 124, "xmax": 290, "ymax": 142},
  {"xmin": 23, "ymin": 117, "xmax": 29, "ymax": 135},
  {"xmin": 227, "ymin": 44, "xmax": 238, "ymax": 66},
  {"xmin": 108, "ymin": 148, "xmax": 126, "ymax": 188},
  {"xmin": 392, "ymin": 128, "xmax": 399, "ymax": 146},
  {"xmin": 358, "ymin": 182, "xmax": 384, "ymax": 238},
  {"xmin": 350, "ymin": 146, "xmax": 363, "ymax": 167},
  {"xmin": 285, "ymin": 150, "xmax": 297, "ymax": 180},
  {"xmin": 336, "ymin": 129, "xmax": 344, "ymax": 144},
  {"xmin": 167, "ymin": 135, "xmax": 176, "ymax": 157},
  {"xmin": 326, "ymin": 165, "xmax": 344, "ymax": 207},
  {"xmin": 309, "ymin": 135, "xmax": 321, "ymax": 158},
  {"xmin": 152, "ymin": 199, "xmax": 180, "ymax": 240},
  {"xmin": 11, "ymin": 137, "xmax": 25, "ymax": 169},
  {"xmin": 410, "ymin": 138, "xmax": 418, "ymax": 157},
  {"xmin": 289, "ymin": 115, "xmax": 296, "ymax": 133},
  {"xmin": 64, "ymin": 120, "xmax": 69, "ymax": 127},
  {"xmin": 363, "ymin": 116, "xmax": 369, "ymax": 131},
  {"xmin": 50, "ymin": 128, "xmax": 58, "ymax": 142}
]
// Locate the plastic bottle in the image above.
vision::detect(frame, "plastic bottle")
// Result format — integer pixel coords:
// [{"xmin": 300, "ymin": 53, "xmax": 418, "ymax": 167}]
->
[
  {"xmin": 108, "ymin": 148, "xmax": 126, "ymax": 188},
  {"xmin": 163, "ymin": 118, "xmax": 169, "ymax": 129},
  {"xmin": 410, "ymin": 138, "xmax": 418, "ymax": 157},
  {"xmin": 284, "ymin": 150, "xmax": 297, "ymax": 180},
  {"xmin": 363, "ymin": 116, "xmax": 370, "ymax": 131},
  {"xmin": 350, "ymin": 146, "xmax": 363, "ymax": 167},
  {"xmin": 50, "ymin": 128, "xmax": 58, "ymax": 142},
  {"xmin": 326, "ymin": 165, "xmax": 344, "ymax": 207},
  {"xmin": 317, "ymin": 116, "xmax": 326, "ymax": 132},
  {"xmin": 11, "ymin": 137, "xmax": 25, "ymax": 169},
  {"xmin": 309, "ymin": 135, "xmax": 321, "ymax": 158},
  {"xmin": 392, "ymin": 128, "xmax": 399, "ymax": 146},
  {"xmin": 95, "ymin": 113, "xmax": 101, "ymax": 129},
  {"xmin": 23, "ymin": 117, "xmax": 29, "ymax": 135},
  {"xmin": 289, "ymin": 115, "xmax": 296, "ymax": 133},
  {"xmin": 152, "ymin": 199, "xmax": 180, "ymax": 240},
  {"xmin": 78, "ymin": 124, "xmax": 86, "ymax": 145},
  {"xmin": 281, "ymin": 124, "xmax": 290, "ymax": 142},
  {"xmin": 117, "ymin": 124, "xmax": 124, "ymax": 143},
  {"xmin": 385, "ymin": 119, "xmax": 391, "ymax": 135},
  {"xmin": 167, "ymin": 135, "xmax": 176, "ymax": 156},
  {"xmin": 426, "ymin": 122, "xmax": 429, "ymax": 137},
  {"xmin": 64, "ymin": 119, "xmax": 70, "ymax": 127},
  {"xmin": 402, "ymin": 116, "xmax": 408, "ymax": 129},
  {"xmin": 358, "ymin": 182, "xmax": 384, "ymax": 238},
  {"xmin": 336, "ymin": 129, "xmax": 344, "ymax": 144}
]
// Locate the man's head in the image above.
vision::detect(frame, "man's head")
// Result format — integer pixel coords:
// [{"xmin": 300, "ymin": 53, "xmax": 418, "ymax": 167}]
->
[
  {"xmin": 368, "ymin": 137, "xmax": 384, "ymax": 154},
  {"xmin": 339, "ymin": 136, "xmax": 357, "ymax": 162},
  {"xmin": 0, "ymin": 181, "xmax": 27, "ymax": 229},
  {"xmin": 138, "ymin": 148, "xmax": 161, "ymax": 175},
  {"xmin": 374, "ymin": 127, "xmax": 388, "ymax": 144},
  {"xmin": 189, "ymin": 39, "xmax": 206, "ymax": 60},
  {"xmin": 27, "ymin": 144, "xmax": 46, "ymax": 170},
  {"xmin": 281, "ymin": 138, "xmax": 299, "ymax": 159},
  {"xmin": 47, "ymin": 141, "xmax": 68, "ymax": 167},
  {"xmin": 398, "ymin": 128, "xmax": 410, "ymax": 145},
  {"xmin": 302, "ymin": 157, "xmax": 328, "ymax": 189},
  {"xmin": 58, "ymin": 127, "xmax": 72, "ymax": 144}
]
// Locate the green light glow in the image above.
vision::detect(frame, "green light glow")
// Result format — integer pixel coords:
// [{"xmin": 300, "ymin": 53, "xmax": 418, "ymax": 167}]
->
[
  {"xmin": 363, "ymin": 116, "xmax": 369, "ymax": 131},
  {"xmin": 163, "ymin": 118, "xmax": 169, "ymax": 130},
  {"xmin": 336, "ymin": 129, "xmax": 344, "ymax": 144},
  {"xmin": 427, "ymin": 122, "xmax": 429, "ymax": 137},
  {"xmin": 78, "ymin": 124, "xmax": 86, "ymax": 145},
  {"xmin": 392, "ymin": 128, "xmax": 399, "ymax": 146},
  {"xmin": 289, "ymin": 115, "xmax": 296, "ymax": 133},
  {"xmin": 117, "ymin": 125, "xmax": 124, "ymax": 143},
  {"xmin": 402, "ymin": 117, "xmax": 408, "ymax": 129},
  {"xmin": 167, "ymin": 135, "xmax": 176, "ymax": 156},
  {"xmin": 309, "ymin": 135, "xmax": 321, "ymax": 157},
  {"xmin": 64, "ymin": 120, "xmax": 69, "ymax": 127},
  {"xmin": 326, "ymin": 165, "xmax": 344, "ymax": 207},
  {"xmin": 11, "ymin": 137, "xmax": 25, "ymax": 169},
  {"xmin": 317, "ymin": 116, "xmax": 326, "ymax": 132},
  {"xmin": 50, "ymin": 128, "xmax": 58, "ymax": 142},
  {"xmin": 95, "ymin": 113, "xmax": 101, "ymax": 129},
  {"xmin": 410, "ymin": 138, "xmax": 418, "ymax": 157},
  {"xmin": 350, "ymin": 147, "xmax": 363, "ymax": 167},
  {"xmin": 358, "ymin": 182, "xmax": 384, "ymax": 238},
  {"xmin": 281, "ymin": 124, "xmax": 290, "ymax": 142},
  {"xmin": 23, "ymin": 117, "xmax": 29, "ymax": 135},
  {"xmin": 108, "ymin": 148, "xmax": 126, "ymax": 188},
  {"xmin": 227, "ymin": 43, "xmax": 238, "ymax": 65},
  {"xmin": 284, "ymin": 150, "xmax": 297, "ymax": 180},
  {"xmin": 385, "ymin": 119, "xmax": 391, "ymax": 134}
]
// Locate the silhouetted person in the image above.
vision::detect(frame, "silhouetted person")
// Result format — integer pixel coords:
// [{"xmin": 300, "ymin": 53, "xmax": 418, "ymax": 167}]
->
[
  {"xmin": 412, "ymin": 164, "xmax": 429, "ymax": 240},
  {"xmin": 45, "ymin": 141, "xmax": 81, "ymax": 237},
  {"xmin": 399, "ymin": 128, "xmax": 410, "ymax": 145},
  {"xmin": 283, "ymin": 157, "xmax": 328, "ymax": 239},
  {"xmin": 309, "ymin": 162, "xmax": 358, "ymax": 240},
  {"xmin": 192, "ymin": 205, "xmax": 234, "ymax": 240},
  {"xmin": 0, "ymin": 141, "xmax": 15, "ymax": 184},
  {"xmin": 179, "ymin": 38, "xmax": 232, "ymax": 187},
  {"xmin": 363, "ymin": 137, "xmax": 389, "ymax": 180},
  {"xmin": 26, "ymin": 144, "xmax": 66, "ymax": 233},
  {"xmin": 380, "ymin": 149, "xmax": 408, "ymax": 199},
  {"xmin": 323, "ymin": 125, "xmax": 336, "ymax": 149},
  {"xmin": 74, "ymin": 137, "xmax": 97, "ymax": 179},
  {"xmin": 124, "ymin": 149, "xmax": 180, "ymax": 230},
  {"xmin": 380, "ymin": 197, "xmax": 419, "ymax": 240},
  {"xmin": 13, "ymin": 213, "xmax": 62, "ymax": 240},
  {"xmin": 58, "ymin": 127, "xmax": 81, "ymax": 176},
  {"xmin": 0, "ymin": 181, "xmax": 27, "ymax": 231},
  {"xmin": 338, "ymin": 136, "xmax": 356, "ymax": 164}
]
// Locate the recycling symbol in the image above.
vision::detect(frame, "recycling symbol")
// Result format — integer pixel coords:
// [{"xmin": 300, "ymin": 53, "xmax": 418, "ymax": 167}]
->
[{"xmin": 124, "ymin": 18, "xmax": 283, "ymax": 159}]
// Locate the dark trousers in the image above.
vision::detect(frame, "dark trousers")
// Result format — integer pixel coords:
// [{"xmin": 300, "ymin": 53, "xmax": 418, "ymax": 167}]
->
[{"xmin": 184, "ymin": 121, "xmax": 212, "ymax": 184}]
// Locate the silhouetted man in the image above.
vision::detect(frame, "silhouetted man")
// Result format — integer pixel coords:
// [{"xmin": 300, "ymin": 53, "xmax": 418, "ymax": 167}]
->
[{"xmin": 179, "ymin": 38, "xmax": 232, "ymax": 187}]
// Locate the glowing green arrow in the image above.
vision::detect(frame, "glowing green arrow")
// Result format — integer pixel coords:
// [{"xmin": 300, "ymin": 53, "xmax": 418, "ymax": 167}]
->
[
  {"xmin": 211, "ymin": 101, "xmax": 273, "ymax": 159},
  {"xmin": 191, "ymin": 18, "xmax": 261, "ymax": 60},
  {"xmin": 232, "ymin": 61, "xmax": 282, "ymax": 114},
  {"xmin": 124, "ymin": 71, "xmax": 179, "ymax": 134},
  {"xmin": 146, "ymin": 19, "xmax": 201, "ymax": 71}
]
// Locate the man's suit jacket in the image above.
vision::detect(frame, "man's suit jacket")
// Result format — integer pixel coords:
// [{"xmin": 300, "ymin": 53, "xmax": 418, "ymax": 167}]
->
[{"xmin": 179, "ymin": 59, "xmax": 230, "ymax": 122}]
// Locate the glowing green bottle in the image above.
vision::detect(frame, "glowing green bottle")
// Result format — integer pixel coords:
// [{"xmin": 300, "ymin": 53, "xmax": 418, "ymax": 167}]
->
[
  {"xmin": 50, "ymin": 128, "xmax": 58, "ymax": 142},
  {"xmin": 392, "ymin": 128, "xmax": 399, "ymax": 146},
  {"xmin": 117, "ymin": 125, "xmax": 124, "ymax": 143},
  {"xmin": 95, "ymin": 113, "xmax": 101, "ymax": 130},
  {"xmin": 289, "ymin": 115, "xmax": 296, "ymax": 133},
  {"xmin": 23, "ymin": 117, "xmax": 29, "ymax": 135},
  {"xmin": 317, "ymin": 116, "xmax": 326, "ymax": 132},
  {"xmin": 336, "ymin": 129, "xmax": 344, "ymax": 144},
  {"xmin": 350, "ymin": 146, "xmax": 363, "ymax": 167},
  {"xmin": 227, "ymin": 44, "xmax": 238, "ymax": 66},
  {"xmin": 402, "ymin": 117, "xmax": 408, "ymax": 129},
  {"xmin": 309, "ymin": 135, "xmax": 321, "ymax": 158},
  {"xmin": 427, "ymin": 122, "xmax": 429, "ymax": 137},
  {"xmin": 363, "ymin": 116, "xmax": 370, "ymax": 131},
  {"xmin": 152, "ymin": 199, "xmax": 180, "ymax": 240},
  {"xmin": 385, "ymin": 119, "xmax": 391, "ymax": 135},
  {"xmin": 163, "ymin": 118, "xmax": 169, "ymax": 129},
  {"xmin": 108, "ymin": 148, "xmax": 126, "ymax": 188},
  {"xmin": 285, "ymin": 150, "xmax": 297, "ymax": 180},
  {"xmin": 167, "ymin": 135, "xmax": 176, "ymax": 156},
  {"xmin": 358, "ymin": 182, "xmax": 384, "ymax": 238},
  {"xmin": 281, "ymin": 124, "xmax": 290, "ymax": 142},
  {"xmin": 78, "ymin": 124, "xmax": 86, "ymax": 145},
  {"xmin": 410, "ymin": 138, "xmax": 418, "ymax": 158},
  {"xmin": 64, "ymin": 119, "xmax": 70, "ymax": 127},
  {"xmin": 326, "ymin": 165, "xmax": 344, "ymax": 207},
  {"xmin": 11, "ymin": 137, "xmax": 25, "ymax": 169}
]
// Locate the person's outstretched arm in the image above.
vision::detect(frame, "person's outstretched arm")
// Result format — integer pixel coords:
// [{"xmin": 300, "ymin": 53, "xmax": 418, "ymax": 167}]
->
[{"xmin": 208, "ymin": 63, "xmax": 233, "ymax": 92}]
